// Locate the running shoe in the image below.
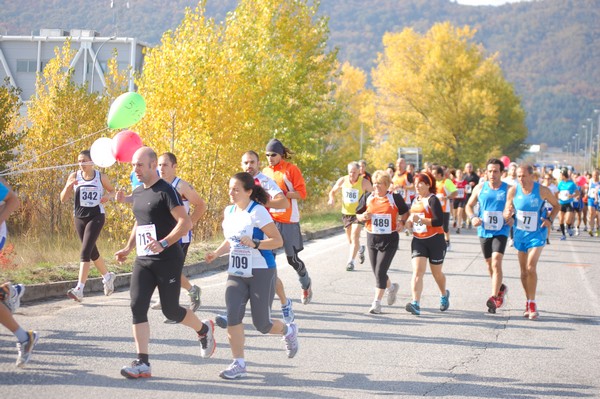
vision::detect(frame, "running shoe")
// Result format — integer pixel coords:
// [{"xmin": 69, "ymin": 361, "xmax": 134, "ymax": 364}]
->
[
  {"xmin": 67, "ymin": 287, "xmax": 83, "ymax": 302},
  {"xmin": 560, "ymin": 235, "xmax": 566, "ymax": 241},
  {"xmin": 496, "ymin": 284, "xmax": 508, "ymax": 309},
  {"xmin": 5, "ymin": 283, "xmax": 25, "ymax": 313},
  {"xmin": 523, "ymin": 302, "xmax": 530, "ymax": 318},
  {"xmin": 575, "ymin": 227, "xmax": 580, "ymax": 236},
  {"xmin": 281, "ymin": 298, "xmax": 295, "ymax": 324},
  {"xmin": 346, "ymin": 261, "xmax": 355, "ymax": 271},
  {"xmin": 568, "ymin": 227, "xmax": 574, "ymax": 237},
  {"xmin": 219, "ymin": 360, "xmax": 247, "ymax": 380},
  {"xmin": 199, "ymin": 319, "xmax": 216, "ymax": 358},
  {"xmin": 508, "ymin": 238, "xmax": 514, "ymax": 247},
  {"xmin": 456, "ymin": 228, "xmax": 461, "ymax": 234},
  {"xmin": 589, "ymin": 230, "xmax": 594, "ymax": 237},
  {"xmin": 301, "ymin": 278, "xmax": 313, "ymax": 305},
  {"xmin": 528, "ymin": 302, "xmax": 539, "ymax": 320},
  {"xmin": 188, "ymin": 285, "xmax": 201, "ymax": 312},
  {"xmin": 486, "ymin": 296, "xmax": 497, "ymax": 314},
  {"xmin": 15, "ymin": 330, "xmax": 38, "ymax": 368},
  {"xmin": 369, "ymin": 301, "xmax": 382, "ymax": 314},
  {"xmin": 121, "ymin": 359, "xmax": 151, "ymax": 379},
  {"xmin": 440, "ymin": 289, "xmax": 450, "ymax": 311},
  {"xmin": 103, "ymin": 272, "xmax": 116, "ymax": 296},
  {"xmin": 405, "ymin": 301, "xmax": 420, "ymax": 315},
  {"xmin": 358, "ymin": 245, "xmax": 365, "ymax": 264},
  {"xmin": 546, "ymin": 238, "xmax": 551, "ymax": 245},
  {"xmin": 150, "ymin": 300, "xmax": 162, "ymax": 310},
  {"xmin": 283, "ymin": 323, "xmax": 299, "ymax": 358},
  {"xmin": 215, "ymin": 314, "xmax": 228, "ymax": 329},
  {"xmin": 387, "ymin": 283, "xmax": 399, "ymax": 306}
]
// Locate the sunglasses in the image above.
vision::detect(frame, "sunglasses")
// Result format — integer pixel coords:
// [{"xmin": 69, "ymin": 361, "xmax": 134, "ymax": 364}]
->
[{"xmin": 266, "ymin": 153, "xmax": 279, "ymax": 158}]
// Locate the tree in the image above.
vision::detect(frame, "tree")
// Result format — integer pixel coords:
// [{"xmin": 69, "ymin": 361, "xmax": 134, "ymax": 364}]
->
[
  {"xmin": 136, "ymin": 0, "xmax": 344, "ymax": 236},
  {"xmin": 371, "ymin": 22, "xmax": 527, "ymax": 168},
  {"xmin": 0, "ymin": 79, "xmax": 23, "ymax": 175},
  {"xmin": 13, "ymin": 40, "xmax": 130, "ymax": 237}
]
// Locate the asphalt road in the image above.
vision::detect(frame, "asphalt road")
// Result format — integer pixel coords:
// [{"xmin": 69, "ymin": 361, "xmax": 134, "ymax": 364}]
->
[{"xmin": 1, "ymin": 226, "xmax": 599, "ymax": 398}]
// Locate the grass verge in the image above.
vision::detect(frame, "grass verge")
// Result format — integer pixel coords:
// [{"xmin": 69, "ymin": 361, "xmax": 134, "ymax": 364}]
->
[{"xmin": 0, "ymin": 209, "xmax": 341, "ymax": 284}]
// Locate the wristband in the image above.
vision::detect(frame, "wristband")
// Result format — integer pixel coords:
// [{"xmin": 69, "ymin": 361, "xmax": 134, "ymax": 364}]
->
[
  {"xmin": 469, "ymin": 214, "xmax": 476, "ymax": 221},
  {"xmin": 252, "ymin": 238, "xmax": 260, "ymax": 249}
]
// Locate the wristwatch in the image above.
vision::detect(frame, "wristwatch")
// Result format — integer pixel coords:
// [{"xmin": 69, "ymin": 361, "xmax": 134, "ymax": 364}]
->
[
  {"xmin": 252, "ymin": 238, "xmax": 261, "ymax": 249},
  {"xmin": 159, "ymin": 239, "xmax": 168, "ymax": 249}
]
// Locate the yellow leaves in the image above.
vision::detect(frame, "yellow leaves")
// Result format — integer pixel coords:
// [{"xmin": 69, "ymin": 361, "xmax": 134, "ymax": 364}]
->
[{"xmin": 372, "ymin": 22, "xmax": 526, "ymax": 168}]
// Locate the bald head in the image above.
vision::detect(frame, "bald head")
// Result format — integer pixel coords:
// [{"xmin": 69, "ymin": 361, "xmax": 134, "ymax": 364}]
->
[{"xmin": 132, "ymin": 146, "xmax": 159, "ymax": 186}]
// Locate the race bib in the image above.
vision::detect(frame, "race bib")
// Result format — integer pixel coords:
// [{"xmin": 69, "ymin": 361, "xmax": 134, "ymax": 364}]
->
[
  {"xmin": 79, "ymin": 186, "xmax": 101, "ymax": 207},
  {"xmin": 558, "ymin": 190, "xmax": 570, "ymax": 202},
  {"xmin": 136, "ymin": 224, "xmax": 158, "ymax": 256},
  {"xmin": 466, "ymin": 185, "xmax": 472, "ymax": 194},
  {"xmin": 412, "ymin": 212, "xmax": 427, "ymax": 234},
  {"xmin": 516, "ymin": 210, "xmax": 538, "ymax": 232},
  {"xmin": 342, "ymin": 187, "xmax": 359, "ymax": 204},
  {"xmin": 589, "ymin": 187, "xmax": 598, "ymax": 199},
  {"xmin": 482, "ymin": 211, "xmax": 503, "ymax": 231},
  {"xmin": 371, "ymin": 214, "xmax": 392, "ymax": 234},
  {"xmin": 228, "ymin": 245, "xmax": 253, "ymax": 278},
  {"xmin": 456, "ymin": 188, "xmax": 465, "ymax": 199}
]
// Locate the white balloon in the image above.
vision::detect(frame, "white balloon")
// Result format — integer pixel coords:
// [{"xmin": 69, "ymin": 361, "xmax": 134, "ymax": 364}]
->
[
  {"xmin": 552, "ymin": 168, "xmax": 561, "ymax": 180},
  {"xmin": 90, "ymin": 137, "xmax": 117, "ymax": 168}
]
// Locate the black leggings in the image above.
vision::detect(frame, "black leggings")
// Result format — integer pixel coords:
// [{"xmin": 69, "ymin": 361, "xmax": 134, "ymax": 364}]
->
[
  {"xmin": 130, "ymin": 252, "xmax": 187, "ymax": 324},
  {"xmin": 74, "ymin": 213, "xmax": 105, "ymax": 262},
  {"xmin": 367, "ymin": 232, "xmax": 399, "ymax": 289}
]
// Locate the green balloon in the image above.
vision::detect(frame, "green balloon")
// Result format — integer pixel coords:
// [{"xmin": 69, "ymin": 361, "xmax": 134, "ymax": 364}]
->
[{"xmin": 107, "ymin": 92, "xmax": 146, "ymax": 129}]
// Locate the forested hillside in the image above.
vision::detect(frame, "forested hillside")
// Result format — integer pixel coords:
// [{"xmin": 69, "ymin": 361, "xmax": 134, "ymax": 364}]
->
[{"xmin": 1, "ymin": 0, "xmax": 598, "ymax": 147}]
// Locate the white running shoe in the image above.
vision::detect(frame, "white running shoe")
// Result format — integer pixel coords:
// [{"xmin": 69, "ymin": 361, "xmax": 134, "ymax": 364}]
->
[
  {"xmin": 199, "ymin": 319, "xmax": 216, "ymax": 358},
  {"xmin": 67, "ymin": 287, "xmax": 83, "ymax": 302},
  {"xmin": 103, "ymin": 272, "xmax": 116, "ymax": 296},
  {"xmin": 387, "ymin": 283, "xmax": 399, "ymax": 306}
]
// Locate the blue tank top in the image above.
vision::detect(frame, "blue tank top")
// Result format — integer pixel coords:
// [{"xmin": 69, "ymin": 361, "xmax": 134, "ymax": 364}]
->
[
  {"xmin": 513, "ymin": 182, "xmax": 546, "ymax": 244},
  {"xmin": 477, "ymin": 181, "xmax": 510, "ymax": 238}
]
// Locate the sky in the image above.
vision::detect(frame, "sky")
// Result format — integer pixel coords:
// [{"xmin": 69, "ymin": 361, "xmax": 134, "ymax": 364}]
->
[{"xmin": 456, "ymin": 0, "xmax": 531, "ymax": 5}]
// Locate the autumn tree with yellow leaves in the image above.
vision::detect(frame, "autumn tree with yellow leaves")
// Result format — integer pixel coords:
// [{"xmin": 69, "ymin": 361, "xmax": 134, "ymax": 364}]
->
[
  {"xmin": 371, "ymin": 22, "xmax": 527, "ymax": 168},
  {"xmin": 12, "ymin": 41, "xmax": 130, "ymax": 238},
  {"xmin": 136, "ymin": 0, "xmax": 345, "ymax": 236}
]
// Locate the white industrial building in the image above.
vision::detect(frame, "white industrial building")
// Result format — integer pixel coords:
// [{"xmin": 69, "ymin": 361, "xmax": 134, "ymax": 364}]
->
[{"xmin": 0, "ymin": 28, "xmax": 149, "ymax": 102}]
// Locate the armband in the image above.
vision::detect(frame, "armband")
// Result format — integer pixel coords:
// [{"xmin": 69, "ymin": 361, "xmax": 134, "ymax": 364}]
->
[{"xmin": 252, "ymin": 238, "xmax": 261, "ymax": 249}]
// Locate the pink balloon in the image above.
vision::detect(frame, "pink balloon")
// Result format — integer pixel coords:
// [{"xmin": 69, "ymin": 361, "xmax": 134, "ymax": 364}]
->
[
  {"xmin": 500, "ymin": 156, "xmax": 510, "ymax": 168},
  {"xmin": 576, "ymin": 175, "xmax": 587, "ymax": 187},
  {"xmin": 112, "ymin": 130, "xmax": 143, "ymax": 163}
]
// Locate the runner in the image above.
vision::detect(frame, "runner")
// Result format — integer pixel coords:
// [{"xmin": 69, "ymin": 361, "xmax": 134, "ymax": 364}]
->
[
  {"xmin": 328, "ymin": 161, "xmax": 373, "ymax": 271},
  {"xmin": 433, "ymin": 166, "xmax": 458, "ymax": 251},
  {"xmin": 452, "ymin": 168, "xmax": 468, "ymax": 234},
  {"xmin": 465, "ymin": 159, "xmax": 512, "ymax": 314},
  {"xmin": 356, "ymin": 170, "xmax": 408, "ymax": 314},
  {"xmin": 586, "ymin": 170, "xmax": 600, "ymax": 237},
  {"xmin": 242, "ymin": 150, "xmax": 295, "ymax": 322},
  {"xmin": 572, "ymin": 173, "xmax": 586, "ymax": 235},
  {"xmin": 205, "ymin": 172, "xmax": 299, "ymax": 380},
  {"xmin": 59, "ymin": 150, "xmax": 116, "ymax": 302},
  {"xmin": 404, "ymin": 171, "xmax": 450, "ymax": 316},
  {"xmin": 262, "ymin": 139, "xmax": 313, "ymax": 304},
  {"xmin": 391, "ymin": 157, "xmax": 414, "ymax": 206},
  {"xmin": 149, "ymin": 152, "xmax": 206, "ymax": 312},
  {"xmin": 464, "ymin": 162, "xmax": 480, "ymax": 229},
  {"xmin": 358, "ymin": 159, "xmax": 372, "ymax": 184},
  {"xmin": 557, "ymin": 168, "xmax": 578, "ymax": 240},
  {"xmin": 0, "ymin": 179, "xmax": 39, "ymax": 367},
  {"xmin": 540, "ymin": 173, "xmax": 558, "ymax": 244},
  {"xmin": 115, "ymin": 147, "xmax": 215, "ymax": 379},
  {"xmin": 503, "ymin": 163, "xmax": 559, "ymax": 320}
]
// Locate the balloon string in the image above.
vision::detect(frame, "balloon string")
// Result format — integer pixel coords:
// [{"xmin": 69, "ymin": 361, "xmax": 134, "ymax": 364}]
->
[
  {"xmin": 0, "ymin": 127, "xmax": 109, "ymax": 175},
  {"xmin": 0, "ymin": 162, "xmax": 85, "ymax": 177}
]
